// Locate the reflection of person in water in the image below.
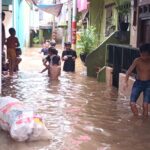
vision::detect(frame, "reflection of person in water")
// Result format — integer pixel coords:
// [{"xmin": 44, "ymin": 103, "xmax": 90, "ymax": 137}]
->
[{"xmin": 62, "ymin": 42, "xmax": 77, "ymax": 72}]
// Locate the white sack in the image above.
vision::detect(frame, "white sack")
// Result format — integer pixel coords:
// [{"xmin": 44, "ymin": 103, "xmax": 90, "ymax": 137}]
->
[{"xmin": 0, "ymin": 96, "xmax": 51, "ymax": 142}]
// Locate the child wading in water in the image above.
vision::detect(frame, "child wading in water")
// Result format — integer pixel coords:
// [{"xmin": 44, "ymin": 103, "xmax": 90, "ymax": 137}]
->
[
  {"xmin": 6, "ymin": 28, "xmax": 20, "ymax": 76},
  {"xmin": 49, "ymin": 55, "xmax": 61, "ymax": 80},
  {"xmin": 124, "ymin": 43, "xmax": 150, "ymax": 117},
  {"xmin": 41, "ymin": 47, "xmax": 61, "ymax": 80}
]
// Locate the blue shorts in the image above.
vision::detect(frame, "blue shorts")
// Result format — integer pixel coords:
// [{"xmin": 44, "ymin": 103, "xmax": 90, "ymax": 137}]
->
[{"xmin": 130, "ymin": 80, "xmax": 150, "ymax": 103}]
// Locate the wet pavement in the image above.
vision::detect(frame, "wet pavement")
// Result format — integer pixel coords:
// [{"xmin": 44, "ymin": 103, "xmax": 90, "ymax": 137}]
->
[{"xmin": 1, "ymin": 47, "xmax": 150, "ymax": 150}]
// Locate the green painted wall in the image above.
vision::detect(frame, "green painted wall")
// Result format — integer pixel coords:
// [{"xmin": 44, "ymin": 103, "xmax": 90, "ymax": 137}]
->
[
  {"xmin": 86, "ymin": 0, "xmax": 131, "ymax": 78},
  {"xmin": 89, "ymin": 0, "xmax": 130, "ymax": 43},
  {"xmin": 86, "ymin": 31, "xmax": 130, "ymax": 77},
  {"xmin": 89, "ymin": 0, "xmax": 104, "ymax": 41},
  {"xmin": 97, "ymin": 66, "xmax": 106, "ymax": 82},
  {"xmin": 89, "ymin": 0, "xmax": 119, "ymax": 43},
  {"xmin": 114, "ymin": 0, "xmax": 130, "ymax": 5}
]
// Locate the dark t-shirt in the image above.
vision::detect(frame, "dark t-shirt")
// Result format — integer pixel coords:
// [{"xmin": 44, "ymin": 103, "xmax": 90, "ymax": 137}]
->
[
  {"xmin": 52, "ymin": 55, "xmax": 60, "ymax": 65},
  {"xmin": 46, "ymin": 55, "xmax": 51, "ymax": 63},
  {"xmin": 41, "ymin": 48, "xmax": 49, "ymax": 55},
  {"xmin": 62, "ymin": 49, "xmax": 77, "ymax": 72},
  {"xmin": 46, "ymin": 54, "xmax": 60, "ymax": 64}
]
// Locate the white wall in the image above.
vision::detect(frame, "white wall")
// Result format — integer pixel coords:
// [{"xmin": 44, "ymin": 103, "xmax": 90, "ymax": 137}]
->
[{"xmin": 3, "ymin": 11, "xmax": 13, "ymax": 38}]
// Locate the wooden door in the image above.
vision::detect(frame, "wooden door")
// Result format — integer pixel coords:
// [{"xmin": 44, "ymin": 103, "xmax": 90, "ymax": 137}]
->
[{"xmin": 141, "ymin": 20, "xmax": 150, "ymax": 44}]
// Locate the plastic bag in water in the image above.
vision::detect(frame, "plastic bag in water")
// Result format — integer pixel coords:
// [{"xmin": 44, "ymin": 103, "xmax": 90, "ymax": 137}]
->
[{"xmin": 0, "ymin": 96, "xmax": 51, "ymax": 142}]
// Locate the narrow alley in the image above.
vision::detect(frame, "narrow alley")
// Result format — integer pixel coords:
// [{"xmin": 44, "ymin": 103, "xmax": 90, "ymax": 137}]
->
[{"xmin": 1, "ymin": 47, "xmax": 150, "ymax": 150}]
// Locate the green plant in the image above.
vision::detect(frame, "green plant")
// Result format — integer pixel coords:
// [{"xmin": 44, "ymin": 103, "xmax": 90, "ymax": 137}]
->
[
  {"xmin": 116, "ymin": 2, "xmax": 130, "ymax": 23},
  {"xmin": 33, "ymin": 36, "xmax": 39, "ymax": 44},
  {"xmin": 77, "ymin": 26, "xmax": 98, "ymax": 55}
]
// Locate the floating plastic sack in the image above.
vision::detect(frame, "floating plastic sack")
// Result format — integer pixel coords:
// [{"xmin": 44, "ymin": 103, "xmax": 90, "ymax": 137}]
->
[{"xmin": 0, "ymin": 96, "xmax": 51, "ymax": 142}]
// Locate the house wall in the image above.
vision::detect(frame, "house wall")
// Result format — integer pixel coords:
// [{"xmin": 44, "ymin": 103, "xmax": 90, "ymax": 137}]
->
[
  {"xmin": 3, "ymin": 11, "xmax": 13, "ymax": 38},
  {"xmin": 13, "ymin": 0, "xmax": 30, "ymax": 48},
  {"xmin": 2, "ymin": 0, "xmax": 12, "ymax": 5},
  {"xmin": 130, "ymin": 0, "xmax": 150, "ymax": 47},
  {"xmin": 89, "ymin": 0, "xmax": 118, "ymax": 43},
  {"xmin": 89, "ymin": 0, "xmax": 131, "ymax": 43},
  {"xmin": 130, "ymin": 1, "xmax": 139, "ymax": 48},
  {"xmin": 86, "ymin": 0, "xmax": 131, "ymax": 78},
  {"xmin": 139, "ymin": 0, "xmax": 150, "ymax": 6},
  {"xmin": 89, "ymin": 0, "xmax": 104, "ymax": 41}
]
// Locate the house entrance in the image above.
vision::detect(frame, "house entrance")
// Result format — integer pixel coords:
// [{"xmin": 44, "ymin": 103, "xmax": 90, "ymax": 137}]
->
[{"xmin": 140, "ymin": 19, "xmax": 150, "ymax": 44}]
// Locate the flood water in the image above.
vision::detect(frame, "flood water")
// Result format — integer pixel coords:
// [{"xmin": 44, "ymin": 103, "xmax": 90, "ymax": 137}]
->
[{"xmin": 1, "ymin": 47, "xmax": 150, "ymax": 150}]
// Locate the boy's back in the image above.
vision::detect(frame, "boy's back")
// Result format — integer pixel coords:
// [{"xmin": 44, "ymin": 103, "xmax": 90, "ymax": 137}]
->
[
  {"xmin": 49, "ymin": 55, "xmax": 61, "ymax": 80},
  {"xmin": 49, "ymin": 65, "xmax": 61, "ymax": 80}
]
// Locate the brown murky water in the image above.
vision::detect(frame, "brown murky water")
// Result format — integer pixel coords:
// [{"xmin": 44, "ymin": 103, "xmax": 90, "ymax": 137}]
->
[{"xmin": 1, "ymin": 48, "xmax": 150, "ymax": 150}]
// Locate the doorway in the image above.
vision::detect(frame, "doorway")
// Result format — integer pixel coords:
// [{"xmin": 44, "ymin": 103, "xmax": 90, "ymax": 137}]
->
[{"xmin": 140, "ymin": 19, "xmax": 150, "ymax": 44}]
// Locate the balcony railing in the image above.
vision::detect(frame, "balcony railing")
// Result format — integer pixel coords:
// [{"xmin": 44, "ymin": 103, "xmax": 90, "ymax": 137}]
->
[{"xmin": 107, "ymin": 44, "xmax": 140, "ymax": 88}]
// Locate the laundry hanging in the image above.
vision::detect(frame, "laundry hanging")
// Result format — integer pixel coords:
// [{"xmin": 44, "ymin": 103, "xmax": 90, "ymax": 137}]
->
[{"xmin": 77, "ymin": 0, "xmax": 88, "ymax": 12}]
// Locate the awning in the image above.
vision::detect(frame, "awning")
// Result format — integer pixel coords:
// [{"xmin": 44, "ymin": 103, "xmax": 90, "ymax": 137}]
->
[
  {"xmin": 25, "ymin": 0, "xmax": 36, "ymax": 4},
  {"xmin": 25, "ymin": 0, "xmax": 63, "ymax": 17},
  {"xmin": 36, "ymin": 3, "xmax": 63, "ymax": 16}
]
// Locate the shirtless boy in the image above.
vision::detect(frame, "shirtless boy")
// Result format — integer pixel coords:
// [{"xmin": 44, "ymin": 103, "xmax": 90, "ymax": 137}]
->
[
  {"xmin": 49, "ymin": 55, "xmax": 61, "ymax": 80},
  {"xmin": 124, "ymin": 43, "xmax": 150, "ymax": 117},
  {"xmin": 40, "ymin": 47, "xmax": 61, "ymax": 80}
]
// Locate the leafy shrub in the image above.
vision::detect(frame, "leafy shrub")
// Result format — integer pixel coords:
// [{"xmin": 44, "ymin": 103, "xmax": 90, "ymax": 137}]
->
[{"xmin": 77, "ymin": 26, "xmax": 98, "ymax": 55}]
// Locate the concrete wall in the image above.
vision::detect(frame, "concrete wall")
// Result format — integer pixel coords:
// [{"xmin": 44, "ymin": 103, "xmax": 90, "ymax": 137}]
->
[
  {"xmin": 13, "ymin": 0, "xmax": 30, "ymax": 48},
  {"xmin": 130, "ymin": 6, "xmax": 138, "ymax": 47},
  {"xmin": 97, "ymin": 66, "xmax": 113, "ymax": 86},
  {"xmin": 3, "ymin": 11, "xmax": 12, "ymax": 38},
  {"xmin": 106, "ymin": 67, "xmax": 113, "ymax": 86},
  {"xmin": 89, "ymin": 0, "xmax": 119, "ymax": 43},
  {"xmin": 100, "ymin": 72, "xmax": 145, "ymax": 109},
  {"xmin": 89, "ymin": 0, "xmax": 104, "ymax": 41},
  {"xmin": 19, "ymin": 1, "xmax": 30, "ymax": 47}
]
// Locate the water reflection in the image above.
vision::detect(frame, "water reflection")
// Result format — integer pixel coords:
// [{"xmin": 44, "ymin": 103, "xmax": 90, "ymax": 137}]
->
[{"xmin": 1, "ymin": 48, "xmax": 150, "ymax": 150}]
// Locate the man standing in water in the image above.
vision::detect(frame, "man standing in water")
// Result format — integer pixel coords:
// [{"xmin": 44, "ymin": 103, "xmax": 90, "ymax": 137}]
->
[
  {"xmin": 124, "ymin": 43, "xmax": 150, "ymax": 117},
  {"xmin": 62, "ymin": 42, "xmax": 77, "ymax": 72}
]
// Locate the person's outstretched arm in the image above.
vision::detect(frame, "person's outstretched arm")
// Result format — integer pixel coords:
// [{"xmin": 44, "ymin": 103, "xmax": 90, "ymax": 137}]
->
[{"xmin": 124, "ymin": 58, "xmax": 137, "ymax": 88}]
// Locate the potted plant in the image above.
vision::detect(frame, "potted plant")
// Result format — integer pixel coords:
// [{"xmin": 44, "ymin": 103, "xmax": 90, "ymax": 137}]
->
[{"xmin": 77, "ymin": 26, "xmax": 98, "ymax": 64}]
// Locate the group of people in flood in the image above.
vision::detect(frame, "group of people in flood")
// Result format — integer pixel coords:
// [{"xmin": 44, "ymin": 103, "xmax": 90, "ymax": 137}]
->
[
  {"xmin": 2, "ymin": 11, "xmax": 150, "ymax": 117},
  {"xmin": 40, "ymin": 41, "xmax": 77, "ymax": 80},
  {"xmin": 2, "ymin": 11, "xmax": 77, "ymax": 79},
  {"xmin": 2, "ymin": 12, "xmax": 22, "ymax": 77}
]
